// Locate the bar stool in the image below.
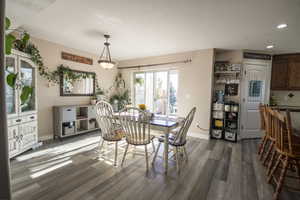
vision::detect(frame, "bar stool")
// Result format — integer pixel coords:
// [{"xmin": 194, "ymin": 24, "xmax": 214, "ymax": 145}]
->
[{"xmin": 267, "ymin": 110, "xmax": 300, "ymax": 200}]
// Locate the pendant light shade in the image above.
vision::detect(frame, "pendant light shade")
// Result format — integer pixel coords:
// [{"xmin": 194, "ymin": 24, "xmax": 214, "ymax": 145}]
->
[{"xmin": 98, "ymin": 35, "xmax": 116, "ymax": 69}]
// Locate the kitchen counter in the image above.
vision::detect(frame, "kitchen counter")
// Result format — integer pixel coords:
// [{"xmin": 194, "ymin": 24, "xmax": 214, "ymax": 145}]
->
[{"xmin": 271, "ymin": 105, "xmax": 300, "ymax": 112}]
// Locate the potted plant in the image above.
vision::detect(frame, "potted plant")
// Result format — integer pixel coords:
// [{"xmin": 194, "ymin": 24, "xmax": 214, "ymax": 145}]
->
[
  {"xmin": 90, "ymin": 96, "xmax": 97, "ymax": 105},
  {"xmin": 95, "ymin": 87, "xmax": 105, "ymax": 101}
]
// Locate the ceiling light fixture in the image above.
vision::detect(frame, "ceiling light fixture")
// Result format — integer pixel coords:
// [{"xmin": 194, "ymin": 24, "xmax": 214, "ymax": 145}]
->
[
  {"xmin": 266, "ymin": 45, "xmax": 274, "ymax": 49},
  {"xmin": 277, "ymin": 23, "xmax": 287, "ymax": 29},
  {"xmin": 98, "ymin": 34, "xmax": 116, "ymax": 69}
]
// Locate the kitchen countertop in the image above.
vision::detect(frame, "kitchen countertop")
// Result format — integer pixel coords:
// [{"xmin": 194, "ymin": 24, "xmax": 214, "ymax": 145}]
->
[{"xmin": 271, "ymin": 105, "xmax": 300, "ymax": 112}]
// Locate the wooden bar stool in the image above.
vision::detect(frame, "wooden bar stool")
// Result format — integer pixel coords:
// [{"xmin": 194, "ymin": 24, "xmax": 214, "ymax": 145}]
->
[
  {"xmin": 262, "ymin": 106, "xmax": 276, "ymax": 167},
  {"xmin": 258, "ymin": 104, "xmax": 268, "ymax": 158},
  {"xmin": 267, "ymin": 110, "xmax": 300, "ymax": 200}
]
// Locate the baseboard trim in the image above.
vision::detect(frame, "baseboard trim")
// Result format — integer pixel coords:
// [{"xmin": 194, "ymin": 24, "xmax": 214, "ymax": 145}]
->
[
  {"xmin": 38, "ymin": 135, "xmax": 53, "ymax": 142},
  {"xmin": 187, "ymin": 132, "xmax": 210, "ymax": 140}
]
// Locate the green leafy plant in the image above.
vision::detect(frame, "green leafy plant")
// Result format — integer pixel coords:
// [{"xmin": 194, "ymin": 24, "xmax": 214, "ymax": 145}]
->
[
  {"xmin": 135, "ymin": 77, "xmax": 144, "ymax": 86},
  {"xmin": 109, "ymin": 73, "xmax": 130, "ymax": 111},
  {"xmin": 5, "ymin": 17, "xmax": 18, "ymax": 89},
  {"xmin": 6, "ymin": 72, "xmax": 18, "ymax": 88},
  {"xmin": 20, "ymin": 86, "xmax": 33, "ymax": 105},
  {"xmin": 5, "ymin": 17, "xmax": 16, "ymax": 55}
]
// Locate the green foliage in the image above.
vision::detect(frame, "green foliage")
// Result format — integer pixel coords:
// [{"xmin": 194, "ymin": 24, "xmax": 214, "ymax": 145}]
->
[
  {"xmin": 5, "ymin": 34, "xmax": 16, "ymax": 55},
  {"xmin": 95, "ymin": 87, "xmax": 105, "ymax": 95},
  {"xmin": 20, "ymin": 86, "xmax": 33, "ymax": 105},
  {"xmin": 109, "ymin": 73, "xmax": 130, "ymax": 111},
  {"xmin": 135, "ymin": 77, "xmax": 144, "ymax": 86},
  {"xmin": 14, "ymin": 32, "xmax": 30, "ymax": 52},
  {"xmin": 6, "ymin": 72, "xmax": 18, "ymax": 88},
  {"xmin": 5, "ymin": 17, "xmax": 16, "ymax": 55},
  {"xmin": 5, "ymin": 17, "xmax": 11, "ymax": 30}
]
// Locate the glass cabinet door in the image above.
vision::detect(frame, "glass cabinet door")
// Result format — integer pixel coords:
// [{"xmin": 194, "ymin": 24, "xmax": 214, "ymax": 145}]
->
[
  {"xmin": 19, "ymin": 59, "xmax": 36, "ymax": 113},
  {"xmin": 5, "ymin": 56, "xmax": 18, "ymax": 115}
]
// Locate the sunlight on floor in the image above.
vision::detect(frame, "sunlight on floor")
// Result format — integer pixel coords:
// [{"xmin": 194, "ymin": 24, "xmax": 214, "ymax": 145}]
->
[
  {"xmin": 30, "ymin": 160, "xmax": 73, "ymax": 179},
  {"xmin": 16, "ymin": 135, "xmax": 100, "ymax": 161}
]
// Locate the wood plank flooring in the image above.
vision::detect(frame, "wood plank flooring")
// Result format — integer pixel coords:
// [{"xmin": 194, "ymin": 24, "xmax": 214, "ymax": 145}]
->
[{"xmin": 10, "ymin": 132, "xmax": 300, "ymax": 200}]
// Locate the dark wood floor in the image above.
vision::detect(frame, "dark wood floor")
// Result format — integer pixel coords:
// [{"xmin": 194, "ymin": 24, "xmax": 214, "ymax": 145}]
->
[{"xmin": 10, "ymin": 132, "xmax": 300, "ymax": 200}]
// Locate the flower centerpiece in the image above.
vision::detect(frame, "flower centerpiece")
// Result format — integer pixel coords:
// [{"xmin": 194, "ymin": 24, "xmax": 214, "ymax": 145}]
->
[{"xmin": 138, "ymin": 104, "xmax": 146, "ymax": 110}]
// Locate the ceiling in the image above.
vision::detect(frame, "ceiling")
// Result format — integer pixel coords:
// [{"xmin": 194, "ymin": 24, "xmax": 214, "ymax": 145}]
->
[{"xmin": 6, "ymin": 0, "xmax": 300, "ymax": 60}]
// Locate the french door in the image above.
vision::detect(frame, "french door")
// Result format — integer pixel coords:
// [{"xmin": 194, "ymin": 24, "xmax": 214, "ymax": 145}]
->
[{"xmin": 134, "ymin": 70, "xmax": 178, "ymax": 116}]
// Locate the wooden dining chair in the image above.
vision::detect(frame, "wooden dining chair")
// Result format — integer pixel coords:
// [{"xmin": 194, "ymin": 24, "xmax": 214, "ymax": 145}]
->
[
  {"xmin": 152, "ymin": 107, "xmax": 196, "ymax": 173},
  {"xmin": 95, "ymin": 101, "xmax": 124, "ymax": 166},
  {"xmin": 267, "ymin": 110, "xmax": 300, "ymax": 200},
  {"xmin": 261, "ymin": 106, "xmax": 277, "ymax": 167},
  {"xmin": 118, "ymin": 107, "xmax": 155, "ymax": 171},
  {"xmin": 258, "ymin": 104, "xmax": 267, "ymax": 157}
]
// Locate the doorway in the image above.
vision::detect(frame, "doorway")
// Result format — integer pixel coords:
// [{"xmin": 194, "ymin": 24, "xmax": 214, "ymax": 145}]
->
[{"xmin": 240, "ymin": 59, "xmax": 271, "ymax": 139}]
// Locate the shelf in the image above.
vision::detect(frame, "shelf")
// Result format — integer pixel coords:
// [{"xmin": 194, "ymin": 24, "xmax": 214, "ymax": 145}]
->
[
  {"xmin": 76, "ymin": 117, "xmax": 88, "ymax": 120},
  {"xmin": 215, "ymin": 71, "xmax": 240, "ymax": 74}
]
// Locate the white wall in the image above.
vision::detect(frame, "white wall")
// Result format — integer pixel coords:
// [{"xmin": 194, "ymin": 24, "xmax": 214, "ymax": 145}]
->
[
  {"xmin": 118, "ymin": 49, "xmax": 215, "ymax": 137},
  {"xmin": 30, "ymin": 37, "xmax": 118, "ymax": 140}
]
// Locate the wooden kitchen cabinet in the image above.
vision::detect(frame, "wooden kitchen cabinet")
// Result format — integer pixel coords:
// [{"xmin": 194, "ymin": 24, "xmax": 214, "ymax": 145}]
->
[
  {"xmin": 271, "ymin": 54, "xmax": 300, "ymax": 90},
  {"xmin": 288, "ymin": 58, "xmax": 300, "ymax": 89},
  {"xmin": 271, "ymin": 59, "xmax": 288, "ymax": 90}
]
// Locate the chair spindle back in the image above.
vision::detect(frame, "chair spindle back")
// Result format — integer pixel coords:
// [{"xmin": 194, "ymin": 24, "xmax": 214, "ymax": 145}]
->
[
  {"xmin": 119, "ymin": 107, "xmax": 151, "ymax": 145},
  {"xmin": 173, "ymin": 107, "xmax": 196, "ymax": 145}
]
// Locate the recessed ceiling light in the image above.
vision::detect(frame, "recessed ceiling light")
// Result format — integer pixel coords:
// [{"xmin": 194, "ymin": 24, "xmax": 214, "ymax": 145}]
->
[
  {"xmin": 277, "ymin": 23, "xmax": 288, "ymax": 29},
  {"xmin": 266, "ymin": 45, "xmax": 274, "ymax": 49}
]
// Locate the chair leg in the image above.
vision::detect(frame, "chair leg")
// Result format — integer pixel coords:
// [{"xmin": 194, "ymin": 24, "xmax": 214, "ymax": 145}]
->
[
  {"xmin": 121, "ymin": 143, "xmax": 129, "ymax": 167},
  {"xmin": 268, "ymin": 154, "xmax": 282, "ymax": 183},
  {"xmin": 267, "ymin": 149, "xmax": 276, "ymax": 176},
  {"xmin": 183, "ymin": 146, "xmax": 188, "ymax": 162},
  {"xmin": 114, "ymin": 141, "xmax": 118, "ymax": 166},
  {"xmin": 263, "ymin": 141, "xmax": 274, "ymax": 166},
  {"xmin": 145, "ymin": 145, "xmax": 149, "ymax": 171},
  {"xmin": 295, "ymin": 160, "xmax": 300, "ymax": 184},
  {"xmin": 152, "ymin": 142, "xmax": 161, "ymax": 164},
  {"xmin": 175, "ymin": 147, "xmax": 180, "ymax": 173},
  {"xmin": 99, "ymin": 139, "xmax": 105, "ymax": 153},
  {"xmin": 273, "ymin": 157, "xmax": 289, "ymax": 200},
  {"xmin": 258, "ymin": 135, "xmax": 266, "ymax": 155},
  {"xmin": 259, "ymin": 136, "xmax": 268, "ymax": 160},
  {"xmin": 151, "ymin": 139, "xmax": 156, "ymax": 153},
  {"xmin": 132, "ymin": 145, "xmax": 136, "ymax": 158}
]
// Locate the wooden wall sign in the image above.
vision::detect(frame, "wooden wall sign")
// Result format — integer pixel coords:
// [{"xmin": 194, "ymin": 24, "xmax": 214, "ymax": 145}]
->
[
  {"xmin": 61, "ymin": 52, "xmax": 93, "ymax": 65},
  {"xmin": 243, "ymin": 52, "xmax": 272, "ymax": 60}
]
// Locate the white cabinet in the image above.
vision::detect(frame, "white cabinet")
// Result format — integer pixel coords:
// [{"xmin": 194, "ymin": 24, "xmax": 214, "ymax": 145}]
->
[{"xmin": 6, "ymin": 50, "xmax": 38, "ymax": 158}]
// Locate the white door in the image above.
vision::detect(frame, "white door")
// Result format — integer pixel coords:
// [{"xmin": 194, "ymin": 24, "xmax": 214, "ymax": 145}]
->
[{"xmin": 241, "ymin": 60, "xmax": 271, "ymax": 139}]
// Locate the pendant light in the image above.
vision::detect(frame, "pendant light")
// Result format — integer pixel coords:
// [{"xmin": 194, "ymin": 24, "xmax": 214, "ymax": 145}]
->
[{"xmin": 98, "ymin": 34, "xmax": 116, "ymax": 69}]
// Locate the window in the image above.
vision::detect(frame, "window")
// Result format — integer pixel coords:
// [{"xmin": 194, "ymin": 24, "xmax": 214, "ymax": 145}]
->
[{"xmin": 134, "ymin": 70, "xmax": 178, "ymax": 116}]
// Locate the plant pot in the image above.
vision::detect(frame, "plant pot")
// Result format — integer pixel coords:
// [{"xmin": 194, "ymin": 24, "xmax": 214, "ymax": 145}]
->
[{"xmin": 90, "ymin": 99, "xmax": 97, "ymax": 105}]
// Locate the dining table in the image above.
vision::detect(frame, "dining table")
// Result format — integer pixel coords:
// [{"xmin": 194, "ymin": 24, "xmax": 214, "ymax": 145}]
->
[{"xmin": 114, "ymin": 113, "xmax": 184, "ymax": 174}]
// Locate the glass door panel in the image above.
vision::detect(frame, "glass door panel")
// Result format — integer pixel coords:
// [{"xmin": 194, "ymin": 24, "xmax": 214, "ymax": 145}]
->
[
  {"xmin": 154, "ymin": 71, "xmax": 168, "ymax": 115},
  {"xmin": 145, "ymin": 72, "xmax": 154, "ymax": 112},
  {"xmin": 5, "ymin": 57, "xmax": 17, "ymax": 115},
  {"xmin": 20, "ymin": 59, "xmax": 36, "ymax": 113},
  {"xmin": 134, "ymin": 73, "xmax": 145, "ymax": 106},
  {"xmin": 168, "ymin": 70, "xmax": 178, "ymax": 115}
]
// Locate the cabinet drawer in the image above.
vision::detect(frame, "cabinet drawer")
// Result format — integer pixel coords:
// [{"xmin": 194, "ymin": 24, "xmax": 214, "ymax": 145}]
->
[
  {"xmin": 61, "ymin": 107, "xmax": 76, "ymax": 122},
  {"xmin": 9, "ymin": 118, "xmax": 23, "ymax": 126},
  {"xmin": 25, "ymin": 114, "xmax": 37, "ymax": 122}
]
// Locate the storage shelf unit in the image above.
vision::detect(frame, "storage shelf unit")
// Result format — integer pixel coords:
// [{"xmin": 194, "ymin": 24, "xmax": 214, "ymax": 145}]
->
[
  {"xmin": 210, "ymin": 60, "xmax": 241, "ymax": 142},
  {"xmin": 53, "ymin": 104, "xmax": 100, "ymax": 139}
]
